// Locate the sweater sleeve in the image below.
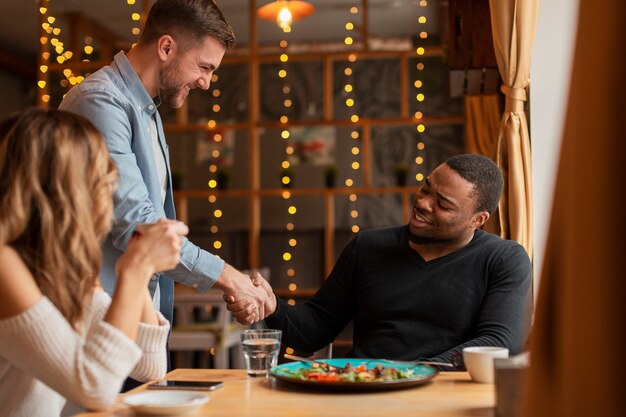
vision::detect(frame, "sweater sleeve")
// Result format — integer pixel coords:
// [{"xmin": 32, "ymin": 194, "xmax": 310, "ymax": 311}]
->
[
  {"xmin": 0, "ymin": 296, "xmax": 142, "ymax": 410},
  {"xmin": 88, "ymin": 290, "xmax": 170, "ymax": 382},
  {"xmin": 265, "ymin": 238, "xmax": 357, "ymax": 353},
  {"xmin": 426, "ymin": 243, "xmax": 532, "ymax": 367},
  {"xmin": 129, "ymin": 312, "xmax": 170, "ymax": 381}
]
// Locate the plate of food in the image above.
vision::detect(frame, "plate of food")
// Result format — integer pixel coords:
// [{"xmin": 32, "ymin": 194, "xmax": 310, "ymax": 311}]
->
[
  {"xmin": 123, "ymin": 391, "xmax": 209, "ymax": 415},
  {"xmin": 270, "ymin": 358, "xmax": 438, "ymax": 391}
]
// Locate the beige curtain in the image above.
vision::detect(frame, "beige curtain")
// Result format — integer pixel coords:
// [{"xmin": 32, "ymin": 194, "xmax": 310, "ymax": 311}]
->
[
  {"xmin": 464, "ymin": 94, "xmax": 502, "ymax": 235},
  {"xmin": 465, "ymin": 95, "xmax": 501, "ymax": 156},
  {"xmin": 523, "ymin": 0, "xmax": 626, "ymax": 416},
  {"xmin": 488, "ymin": 0, "xmax": 538, "ymax": 259}
]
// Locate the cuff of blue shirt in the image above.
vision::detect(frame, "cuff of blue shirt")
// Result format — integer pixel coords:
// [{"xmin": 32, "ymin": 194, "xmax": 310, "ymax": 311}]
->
[{"xmin": 178, "ymin": 249, "xmax": 225, "ymax": 292}]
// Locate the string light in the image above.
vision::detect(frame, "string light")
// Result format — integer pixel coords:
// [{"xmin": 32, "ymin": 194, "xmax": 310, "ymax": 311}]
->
[
  {"xmin": 38, "ymin": 1, "xmax": 143, "ymax": 105},
  {"xmin": 37, "ymin": 1, "xmax": 52, "ymax": 106},
  {"xmin": 206, "ymin": 72, "xmax": 224, "ymax": 257},
  {"xmin": 128, "ymin": 0, "xmax": 142, "ymax": 47},
  {"xmin": 344, "ymin": 6, "xmax": 360, "ymax": 235},
  {"xmin": 413, "ymin": 1, "xmax": 428, "ymax": 184},
  {"xmin": 277, "ymin": 29, "xmax": 298, "ymax": 308}
]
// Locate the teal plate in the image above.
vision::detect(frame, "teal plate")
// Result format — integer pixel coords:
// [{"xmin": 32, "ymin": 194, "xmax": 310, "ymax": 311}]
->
[{"xmin": 270, "ymin": 358, "xmax": 438, "ymax": 391}]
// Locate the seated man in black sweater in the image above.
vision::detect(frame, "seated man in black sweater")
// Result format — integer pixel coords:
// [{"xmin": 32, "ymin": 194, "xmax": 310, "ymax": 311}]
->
[{"xmin": 231, "ymin": 154, "xmax": 532, "ymax": 366}]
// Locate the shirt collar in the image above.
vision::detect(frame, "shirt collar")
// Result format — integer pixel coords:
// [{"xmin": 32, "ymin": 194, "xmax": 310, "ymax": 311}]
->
[{"xmin": 113, "ymin": 51, "xmax": 160, "ymax": 117}]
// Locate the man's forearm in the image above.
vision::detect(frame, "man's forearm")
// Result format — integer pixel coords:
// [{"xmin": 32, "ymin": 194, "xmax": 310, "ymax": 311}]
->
[{"xmin": 212, "ymin": 263, "xmax": 238, "ymax": 292}]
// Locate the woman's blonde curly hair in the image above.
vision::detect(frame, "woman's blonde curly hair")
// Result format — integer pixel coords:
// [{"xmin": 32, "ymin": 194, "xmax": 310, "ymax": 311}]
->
[{"xmin": 0, "ymin": 108, "xmax": 118, "ymax": 328}]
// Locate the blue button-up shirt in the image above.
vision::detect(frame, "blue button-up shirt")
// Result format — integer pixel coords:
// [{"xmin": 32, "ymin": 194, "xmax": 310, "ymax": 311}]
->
[{"xmin": 60, "ymin": 51, "xmax": 225, "ymax": 323}]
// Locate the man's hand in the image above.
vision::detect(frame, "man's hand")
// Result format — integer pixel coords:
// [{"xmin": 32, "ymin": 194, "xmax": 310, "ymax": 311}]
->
[
  {"xmin": 252, "ymin": 271, "xmax": 276, "ymax": 317},
  {"xmin": 214, "ymin": 264, "xmax": 275, "ymax": 325},
  {"xmin": 224, "ymin": 271, "xmax": 276, "ymax": 324}
]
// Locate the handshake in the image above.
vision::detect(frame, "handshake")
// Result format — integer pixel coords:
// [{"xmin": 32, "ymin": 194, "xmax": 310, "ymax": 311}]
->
[{"xmin": 217, "ymin": 264, "xmax": 277, "ymax": 325}]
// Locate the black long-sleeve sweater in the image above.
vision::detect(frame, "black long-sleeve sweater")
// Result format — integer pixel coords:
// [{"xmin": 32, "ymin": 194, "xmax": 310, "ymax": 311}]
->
[{"xmin": 265, "ymin": 226, "xmax": 532, "ymax": 365}]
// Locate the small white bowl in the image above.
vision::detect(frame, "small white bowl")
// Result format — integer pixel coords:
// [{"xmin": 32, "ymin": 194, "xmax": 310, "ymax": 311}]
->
[{"xmin": 123, "ymin": 391, "xmax": 209, "ymax": 415}]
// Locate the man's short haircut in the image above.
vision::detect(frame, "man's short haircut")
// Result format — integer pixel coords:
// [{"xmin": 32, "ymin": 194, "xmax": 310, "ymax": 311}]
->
[
  {"xmin": 445, "ymin": 154, "xmax": 503, "ymax": 214},
  {"xmin": 141, "ymin": 0, "xmax": 235, "ymax": 50}
]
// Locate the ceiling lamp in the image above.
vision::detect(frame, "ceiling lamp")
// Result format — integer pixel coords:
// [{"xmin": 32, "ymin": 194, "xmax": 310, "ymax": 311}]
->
[{"xmin": 257, "ymin": 1, "xmax": 315, "ymax": 31}]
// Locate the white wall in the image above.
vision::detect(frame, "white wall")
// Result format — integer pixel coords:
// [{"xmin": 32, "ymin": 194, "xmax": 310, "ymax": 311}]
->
[{"xmin": 530, "ymin": 0, "xmax": 580, "ymax": 297}]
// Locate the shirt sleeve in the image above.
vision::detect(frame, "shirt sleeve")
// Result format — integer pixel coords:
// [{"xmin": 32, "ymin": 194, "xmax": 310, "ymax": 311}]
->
[
  {"xmin": 0, "ymin": 296, "xmax": 142, "ymax": 410},
  {"xmin": 265, "ymin": 237, "xmax": 358, "ymax": 353},
  {"xmin": 425, "ymin": 243, "xmax": 532, "ymax": 367},
  {"xmin": 60, "ymin": 88, "xmax": 224, "ymax": 291}
]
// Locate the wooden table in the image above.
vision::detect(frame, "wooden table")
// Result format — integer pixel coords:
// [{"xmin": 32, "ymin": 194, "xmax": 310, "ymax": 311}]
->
[{"xmin": 73, "ymin": 369, "xmax": 495, "ymax": 417}]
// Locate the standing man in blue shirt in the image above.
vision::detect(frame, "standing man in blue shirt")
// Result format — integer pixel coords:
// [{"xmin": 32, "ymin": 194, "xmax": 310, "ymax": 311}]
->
[{"xmin": 60, "ymin": 0, "xmax": 269, "ymax": 332}]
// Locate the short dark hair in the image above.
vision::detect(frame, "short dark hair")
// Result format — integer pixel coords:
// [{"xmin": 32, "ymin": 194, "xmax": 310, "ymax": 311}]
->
[
  {"xmin": 141, "ymin": 0, "xmax": 235, "ymax": 50},
  {"xmin": 445, "ymin": 154, "xmax": 503, "ymax": 214}
]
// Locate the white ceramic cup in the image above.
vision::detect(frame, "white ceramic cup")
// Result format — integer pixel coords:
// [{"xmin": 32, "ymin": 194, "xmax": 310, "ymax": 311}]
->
[{"xmin": 463, "ymin": 346, "xmax": 509, "ymax": 383}]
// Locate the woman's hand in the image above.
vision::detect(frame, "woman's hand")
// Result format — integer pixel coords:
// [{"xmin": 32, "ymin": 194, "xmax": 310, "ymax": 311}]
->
[
  {"xmin": 107, "ymin": 219, "xmax": 188, "ymax": 338},
  {"xmin": 116, "ymin": 219, "xmax": 189, "ymax": 282}
]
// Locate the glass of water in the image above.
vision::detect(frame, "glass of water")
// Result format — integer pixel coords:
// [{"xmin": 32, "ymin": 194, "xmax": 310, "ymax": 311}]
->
[{"xmin": 241, "ymin": 329, "xmax": 282, "ymax": 377}]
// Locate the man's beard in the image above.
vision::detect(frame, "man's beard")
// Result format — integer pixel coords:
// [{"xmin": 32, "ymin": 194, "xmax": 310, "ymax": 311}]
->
[
  {"xmin": 161, "ymin": 86, "xmax": 181, "ymax": 108},
  {"xmin": 160, "ymin": 83, "xmax": 185, "ymax": 109},
  {"xmin": 159, "ymin": 64, "xmax": 185, "ymax": 108},
  {"xmin": 406, "ymin": 224, "xmax": 453, "ymax": 245}
]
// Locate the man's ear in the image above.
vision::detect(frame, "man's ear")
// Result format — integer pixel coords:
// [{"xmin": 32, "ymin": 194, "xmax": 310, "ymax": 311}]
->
[
  {"xmin": 157, "ymin": 35, "xmax": 176, "ymax": 61},
  {"xmin": 471, "ymin": 211, "xmax": 490, "ymax": 229}
]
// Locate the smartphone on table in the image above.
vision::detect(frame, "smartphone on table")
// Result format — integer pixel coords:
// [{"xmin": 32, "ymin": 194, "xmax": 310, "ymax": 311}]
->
[{"xmin": 147, "ymin": 380, "xmax": 224, "ymax": 391}]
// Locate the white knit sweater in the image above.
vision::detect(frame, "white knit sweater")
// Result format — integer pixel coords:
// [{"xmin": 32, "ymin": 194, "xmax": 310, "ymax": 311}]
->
[{"xmin": 0, "ymin": 290, "xmax": 170, "ymax": 417}]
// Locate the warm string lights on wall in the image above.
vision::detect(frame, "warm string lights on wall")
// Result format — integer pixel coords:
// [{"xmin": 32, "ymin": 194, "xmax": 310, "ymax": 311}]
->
[
  {"xmin": 38, "ymin": 0, "xmax": 55, "ymax": 105},
  {"xmin": 256, "ymin": 1, "xmax": 314, "ymax": 358},
  {"xmin": 37, "ymin": 0, "xmax": 142, "ymax": 106},
  {"xmin": 58, "ymin": 34, "xmax": 90, "ymax": 92},
  {"xmin": 413, "ymin": 0, "xmax": 429, "ymax": 183},
  {"xmin": 128, "ymin": 0, "xmax": 142, "ymax": 47},
  {"xmin": 202, "ymin": 73, "xmax": 223, "ymax": 359},
  {"xmin": 344, "ymin": 5, "xmax": 360, "ymax": 235},
  {"xmin": 206, "ymin": 73, "xmax": 224, "ymax": 258},
  {"xmin": 277, "ymin": 34, "xmax": 299, "ymax": 311}
]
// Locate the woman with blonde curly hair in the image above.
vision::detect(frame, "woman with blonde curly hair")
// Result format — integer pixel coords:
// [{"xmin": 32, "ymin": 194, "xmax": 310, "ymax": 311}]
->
[{"xmin": 0, "ymin": 108, "xmax": 188, "ymax": 417}]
